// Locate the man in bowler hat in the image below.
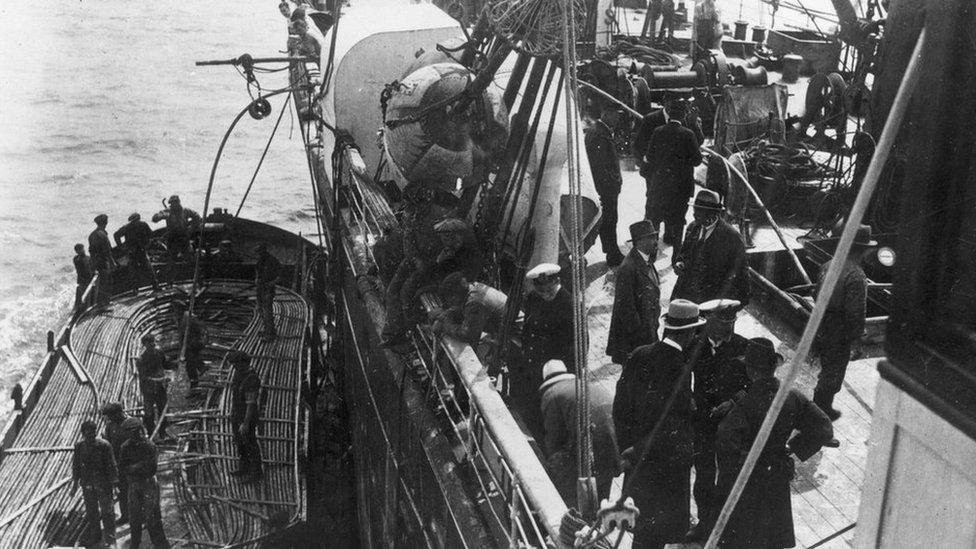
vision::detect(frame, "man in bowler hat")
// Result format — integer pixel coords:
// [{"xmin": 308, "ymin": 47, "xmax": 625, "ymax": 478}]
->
[{"xmin": 606, "ymin": 221, "xmax": 661, "ymax": 365}]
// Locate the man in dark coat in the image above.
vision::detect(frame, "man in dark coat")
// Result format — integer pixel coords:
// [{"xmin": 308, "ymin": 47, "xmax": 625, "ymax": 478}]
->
[
  {"xmin": 643, "ymin": 102, "xmax": 702, "ymax": 249},
  {"xmin": 585, "ymin": 104, "xmax": 625, "ymax": 267},
  {"xmin": 101, "ymin": 402, "xmax": 130, "ymax": 524},
  {"xmin": 539, "ymin": 359, "xmax": 621, "ymax": 503},
  {"xmin": 71, "ymin": 420, "xmax": 117, "ymax": 547},
  {"xmin": 136, "ymin": 334, "xmax": 174, "ymax": 438},
  {"xmin": 229, "ymin": 351, "xmax": 263, "ymax": 482},
  {"xmin": 613, "ymin": 299, "xmax": 704, "ymax": 549},
  {"xmin": 633, "ymin": 108, "xmax": 668, "ymax": 180},
  {"xmin": 672, "ymin": 189, "xmax": 750, "ymax": 305},
  {"xmin": 73, "ymin": 243, "xmax": 93, "ymax": 312},
  {"xmin": 255, "ymin": 243, "xmax": 281, "ymax": 339},
  {"xmin": 89, "ymin": 214, "xmax": 116, "ymax": 307},
  {"xmin": 178, "ymin": 310, "xmax": 207, "ymax": 390},
  {"xmin": 118, "ymin": 418, "xmax": 168, "ymax": 549},
  {"xmin": 715, "ymin": 338, "xmax": 834, "ymax": 549},
  {"xmin": 688, "ymin": 299, "xmax": 750, "ymax": 540},
  {"xmin": 152, "ymin": 194, "xmax": 201, "ymax": 284},
  {"xmin": 813, "ymin": 224, "xmax": 874, "ymax": 420},
  {"xmin": 607, "ymin": 221, "xmax": 661, "ymax": 365},
  {"xmin": 428, "ymin": 217, "xmax": 483, "ymax": 283},
  {"xmin": 114, "ymin": 212, "xmax": 159, "ymax": 290}
]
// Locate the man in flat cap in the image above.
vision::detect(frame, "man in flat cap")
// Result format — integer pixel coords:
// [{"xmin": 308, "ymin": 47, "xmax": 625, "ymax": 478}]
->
[
  {"xmin": 89, "ymin": 214, "xmax": 116, "ymax": 307},
  {"xmin": 428, "ymin": 217, "xmax": 483, "ymax": 285},
  {"xmin": 135, "ymin": 334, "xmax": 175, "ymax": 439},
  {"xmin": 73, "ymin": 243, "xmax": 93, "ymax": 312},
  {"xmin": 114, "ymin": 212, "xmax": 159, "ymax": 291},
  {"xmin": 229, "ymin": 351, "xmax": 263, "ymax": 482},
  {"xmin": 672, "ymin": 189, "xmax": 750, "ymax": 305},
  {"xmin": 614, "ymin": 299, "xmax": 704, "ymax": 549},
  {"xmin": 687, "ymin": 298, "xmax": 750, "ymax": 540},
  {"xmin": 71, "ymin": 420, "xmax": 117, "ymax": 547},
  {"xmin": 607, "ymin": 221, "xmax": 661, "ymax": 366},
  {"xmin": 255, "ymin": 243, "xmax": 281, "ymax": 340},
  {"xmin": 152, "ymin": 194, "xmax": 201, "ymax": 283},
  {"xmin": 118, "ymin": 417, "xmax": 168, "ymax": 548},
  {"xmin": 715, "ymin": 337, "xmax": 834, "ymax": 549},
  {"xmin": 100, "ymin": 402, "xmax": 131, "ymax": 524},
  {"xmin": 813, "ymin": 224, "xmax": 875, "ymax": 420}
]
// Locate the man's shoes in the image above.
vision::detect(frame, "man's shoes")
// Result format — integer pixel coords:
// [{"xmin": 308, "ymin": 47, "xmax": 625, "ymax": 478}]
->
[{"xmin": 825, "ymin": 407, "xmax": 842, "ymax": 421}]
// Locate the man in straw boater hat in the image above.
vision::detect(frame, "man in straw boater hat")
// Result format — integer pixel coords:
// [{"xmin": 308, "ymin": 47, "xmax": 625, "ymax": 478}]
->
[
  {"xmin": 606, "ymin": 221, "xmax": 662, "ymax": 366},
  {"xmin": 714, "ymin": 337, "xmax": 834, "ymax": 549},
  {"xmin": 686, "ymin": 298, "xmax": 751, "ymax": 541},
  {"xmin": 537, "ymin": 359, "xmax": 620, "ymax": 503},
  {"xmin": 812, "ymin": 223, "xmax": 876, "ymax": 421},
  {"xmin": 613, "ymin": 299, "xmax": 704, "ymax": 549},
  {"xmin": 672, "ymin": 188, "xmax": 750, "ymax": 306}
]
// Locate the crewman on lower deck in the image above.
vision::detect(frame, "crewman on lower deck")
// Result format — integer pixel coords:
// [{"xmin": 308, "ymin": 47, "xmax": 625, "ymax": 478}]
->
[
  {"xmin": 71, "ymin": 420, "xmax": 118, "ymax": 548},
  {"xmin": 118, "ymin": 418, "xmax": 168, "ymax": 549},
  {"xmin": 89, "ymin": 214, "xmax": 117, "ymax": 307},
  {"xmin": 73, "ymin": 243, "xmax": 93, "ymax": 312},
  {"xmin": 100, "ymin": 402, "xmax": 130, "ymax": 525},
  {"xmin": 228, "ymin": 351, "xmax": 263, "ymax": 482},
  {"xmin": 255, "ymin": 243, "xmax": 281, "ymax": 340},
  {"xmin": 136, "ymin": 334, "xmax": 174, "ymax": 438}
]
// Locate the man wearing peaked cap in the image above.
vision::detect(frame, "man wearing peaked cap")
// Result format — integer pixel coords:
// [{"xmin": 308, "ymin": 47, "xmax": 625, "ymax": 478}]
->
[
  {"xmin": 672, "ymin": 189, "xmax": 750, "ymax": 307},
  {"xmin": 613, "ymin": 299, "xmax": 702, "ymax": 548},
  {"xmin": 687, "ymin": 298, "xmax": 751, "ymax": 540},
  {"xmin": 714, "ymin": 337, "xmax": 834, "ymax": 549},
  {"xmin": 812, "ymin": 223, "xmax": 876, "ymax": 421},
  {"xmin": 537, "ymin": 360, "xmax": 621, "ymax": 503},
  {"xmin": 607, "ymin": 221, "xmax": 662, "ymax": 366}
]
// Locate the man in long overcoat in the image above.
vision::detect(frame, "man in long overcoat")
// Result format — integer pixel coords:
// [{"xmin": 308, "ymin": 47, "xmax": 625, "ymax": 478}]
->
[
  {"xmin": 539, "ymin": 360, "xmax": 621, "ymax": 503},
  {"xmin": 688, "ymin": 299, "xmax": 750, "ymax": 540},
  {"xmin": 672, "ymin": 189, "xmax": 750, "ymax": 305},
  {"xmin": 585, "ymin": 104, "xmax": 625, "ymax": 266},
  {"xmin": 715, "ymin": 338, "xmax": 834, "ymax": 549},
  {"xmin": 607, "ymin": 221, "xmax": 661, "ymax": 365},
  {"xmin": 644, "ymin": 102, "xmax": 702, "ymax": 249},
  {"xmin": 613, "ymin": 300, "xmax": 704, "ymax": 549}
]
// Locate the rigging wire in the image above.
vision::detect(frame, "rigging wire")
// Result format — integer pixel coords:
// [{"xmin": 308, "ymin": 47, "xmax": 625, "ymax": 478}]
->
[
  {"xmin": 703, "ymin": 27, "xmax": 927, "ymax": 549},
  {"xmin": 235, "ymin": 93, "xmax": 294, "ymax": 217}
]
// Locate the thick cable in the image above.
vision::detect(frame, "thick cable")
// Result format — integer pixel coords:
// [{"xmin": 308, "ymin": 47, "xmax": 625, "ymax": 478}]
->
[
  {"xmin": 235, "ymin": 93, "xmax": 293, "ymax": 217},
  {"xmin": 703, "ymin": 27, "xmax": 927, "ymax": 549}
]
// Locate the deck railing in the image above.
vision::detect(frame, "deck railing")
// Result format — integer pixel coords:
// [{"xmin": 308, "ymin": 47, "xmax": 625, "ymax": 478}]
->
[{"xmin": 332, "ymin": 145, "xmax": 569, "ymax": 547}]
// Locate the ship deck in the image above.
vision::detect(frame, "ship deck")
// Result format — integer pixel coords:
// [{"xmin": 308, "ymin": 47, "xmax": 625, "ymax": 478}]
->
[
  {"xmin": 0, "ymin": 280, "xmax": 308, "ymax": 548},
  {"xmin": 580, "ymin": 165, "xmax": 876, "ymax": 548}
]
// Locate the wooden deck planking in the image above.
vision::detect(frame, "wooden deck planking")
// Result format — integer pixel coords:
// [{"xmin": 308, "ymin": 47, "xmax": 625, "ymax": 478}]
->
[{"xmin": 579, "ymin": 164, "xmax": 874, "ymax": 548}]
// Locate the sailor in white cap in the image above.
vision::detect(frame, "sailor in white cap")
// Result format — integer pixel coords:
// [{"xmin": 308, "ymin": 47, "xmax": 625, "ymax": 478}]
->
[
  {"xmin": 613, "ymin": 299, "xmax": 703, "ymax": 548},
  {"xmin": 522, "ymin": 262, "xmax": 576, "ymax": 373},
  {"xmin": 687, "ymin": 298, "xmax": 751, "ymax": 541},
  {"xmin": 538, "ymin": 360, "xmax": 620, "ymax": 503}
]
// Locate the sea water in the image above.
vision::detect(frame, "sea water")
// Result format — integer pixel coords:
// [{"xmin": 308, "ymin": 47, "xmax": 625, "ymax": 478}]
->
[{"xmin": 0, "ymin": 1, "xmax": 320, "ymax": 424}]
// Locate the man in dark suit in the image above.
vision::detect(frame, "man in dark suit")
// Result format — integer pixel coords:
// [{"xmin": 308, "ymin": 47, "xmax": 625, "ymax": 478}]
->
[
  {"xmin": 687, "ymin": 298, "xmax": 750, "ymax": 541},
  {"xmin": 585, "ymin": 104, "xmax": 625, "ymax": 267},
  {"xmin": 613, "ymin": 299, "xmax": 704, "ymax": 549},
  {"xmin": 644, "ymin": 101, "xmax": 703, "ymax": 249},
  {"xmin": 606, "ymin": 221, "xmax": 661, "ymax": 365},
  {"xmin": 715, "ymin": 338, "xmax": 834, "ymax": 549},
  {"xmin": 672, "ymin": 189, "xmax": 750, "ymax": 305},
  {"xmin": 539, "ymin": 359, "xmax": 621, "ymax": 503}
]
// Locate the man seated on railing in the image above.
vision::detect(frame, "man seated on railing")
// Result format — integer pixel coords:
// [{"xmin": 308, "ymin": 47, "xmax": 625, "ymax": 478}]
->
[
  {"xmin": 430, "ymin": 272, "xmax": 507, "ymax": 348},
  {"xmin": 539, "ymin": 359, "xmax": 621, "ymax": 503}
]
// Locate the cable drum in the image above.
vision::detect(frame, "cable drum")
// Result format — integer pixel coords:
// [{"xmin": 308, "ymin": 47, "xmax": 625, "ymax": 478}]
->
[{"xmin": 382, "ymin": 62, "xmax": 509, "ymax": 190}]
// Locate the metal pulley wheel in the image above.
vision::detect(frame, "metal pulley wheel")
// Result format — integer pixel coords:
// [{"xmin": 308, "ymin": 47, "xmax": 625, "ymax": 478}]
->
[
  {"xmin": 798, "ymin": 72, "xmax": 848, "ymax": 145},
  {"xmin": 248, "ymin": 97, "xmax": 272, "ymax": 120}
]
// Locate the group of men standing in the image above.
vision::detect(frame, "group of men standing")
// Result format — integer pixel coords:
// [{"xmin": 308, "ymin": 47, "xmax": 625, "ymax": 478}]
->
[{"xmin": 72, "ymin": 349, "xmax": 263, "ymax": 548}]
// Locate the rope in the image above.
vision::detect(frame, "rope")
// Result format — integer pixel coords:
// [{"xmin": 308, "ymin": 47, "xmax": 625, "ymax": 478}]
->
[
  {"xmin": 178, "ymin": 87, "xmax": 295, "ymax": 365},
  {"xmin": 561, "ymin": 0, "xmax": 594, "ymax": 505},
  {"xmin": 703, "ymin": 27, "xmax": 927, "ymax": 549},
  {"xmin": 235, "ymin": 93, "xmax": 293, "ymax": 217},
  {"xmin": 806, "ymin": 522, "xmax": 857, "ymax": 548}
]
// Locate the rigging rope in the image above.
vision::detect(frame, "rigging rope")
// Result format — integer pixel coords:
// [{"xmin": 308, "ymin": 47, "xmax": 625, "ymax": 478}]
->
[
  {"xmin": 561, "ymin": 0, "xmax": 594, "ymax": 507},
  {"xmin": 703, "ymin": 27, "xmax": 927, "ymax": 549},
  {"xmin": 235, "ymin": 93, "xmax": 294, "ymax": 217}
]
